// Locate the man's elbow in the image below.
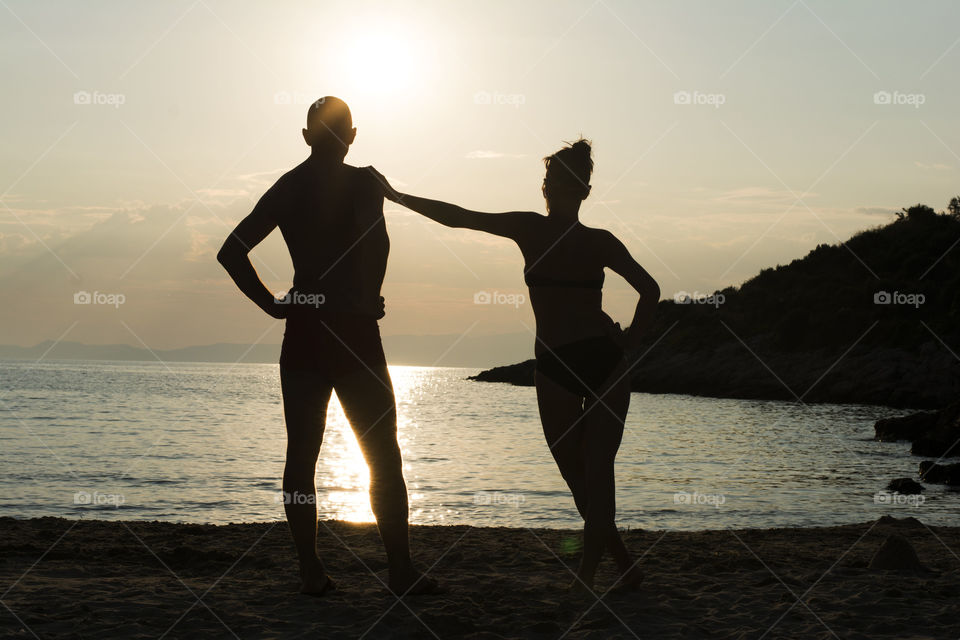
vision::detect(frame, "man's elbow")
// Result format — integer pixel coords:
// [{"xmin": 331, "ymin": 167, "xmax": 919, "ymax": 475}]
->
[
  {"xmin": 642, "ymin": 280, "xmax": 660, "ymax": 303},
  {"xmin": 216, "ymin": 241, "xmax": 240, "ymax": 268}
]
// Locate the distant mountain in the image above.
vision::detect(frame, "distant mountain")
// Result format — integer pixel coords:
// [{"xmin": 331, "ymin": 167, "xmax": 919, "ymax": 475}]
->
[
  {"xmin": 0, "ymin": 341, "xmax": 280, "ymax": 364},
  {"xmin": 471, "ymin": 206, "xmax": 960, "ymax": 408},
  {"xmin": 0, "ymin": 333, "xmax": 534, "ymax": 368}
]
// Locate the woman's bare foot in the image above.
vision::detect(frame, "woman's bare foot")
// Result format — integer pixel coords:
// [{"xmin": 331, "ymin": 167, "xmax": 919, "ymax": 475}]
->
[{"xmin": 388, "ymin": 571, "xmax": 442, "ymax": 596}]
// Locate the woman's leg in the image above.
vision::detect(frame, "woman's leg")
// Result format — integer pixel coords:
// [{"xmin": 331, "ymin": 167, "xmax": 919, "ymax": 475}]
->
[
  {"xmin": 535, "ymin": 371, "xmax": 602, "ymax": 590},
  {"xmin": 536, "ymin": 370, "xmax": 639, "ymax": 590},
  {"xmin": 576, "ymin": 372, "xmax": 634, "ymax": 590},
  {"xmin": 535, "ymin": 369, "xmax": 588, "ymax": 509},
  {"xmin": 279, "ymin": 367, "xmax": 334, "ymax": 594}
]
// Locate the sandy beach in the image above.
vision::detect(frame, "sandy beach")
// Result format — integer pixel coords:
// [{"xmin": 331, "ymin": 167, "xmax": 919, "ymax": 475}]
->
[{"xmin": 1, "ymin": 515, "xmax": 957, "ymax": 639}]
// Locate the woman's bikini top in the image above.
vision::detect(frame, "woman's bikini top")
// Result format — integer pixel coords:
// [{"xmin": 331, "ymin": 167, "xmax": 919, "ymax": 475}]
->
[{"xmin": 523, "ymin": 271, "xmax": 604, "ymax": 289}]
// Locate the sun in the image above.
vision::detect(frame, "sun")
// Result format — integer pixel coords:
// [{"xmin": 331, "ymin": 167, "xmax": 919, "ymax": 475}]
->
[
  {"xmin": 295, "ymin": 18, "xmax": 434, "ymax": 120},
  {"xmin": 337, "ymin": 26, "xmax": 423, "ymax": 96}
]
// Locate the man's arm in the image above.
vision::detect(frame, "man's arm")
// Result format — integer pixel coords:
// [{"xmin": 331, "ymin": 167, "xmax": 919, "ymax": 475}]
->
[
  {"xmin": 216, "ymin": 184, "xmax": 285, "ymax": 319},
  {"xmin": 353, "ymin": 169, "xmax": 389, "ymax": 318}
]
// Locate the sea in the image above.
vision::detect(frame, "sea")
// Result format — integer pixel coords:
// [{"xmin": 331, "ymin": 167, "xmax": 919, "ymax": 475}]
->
[{"xmin": 1, "ymin": 360, "xmax": 955, "ymax": 530}]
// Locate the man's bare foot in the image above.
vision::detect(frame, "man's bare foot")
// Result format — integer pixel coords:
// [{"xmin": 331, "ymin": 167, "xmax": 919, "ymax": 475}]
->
[
  {"xmin": 300, "ymin": 572, "xmax": 336, "ymax": 596},
  {"xmin": 388, "ymin": 571, "xmax": 442, "ymax": 596},
  {"xmin": 566, "ymin": 577, "xmax": 596, "ymax": 600},
  {"xmin": 299, "ymin": 561, "xmax": 337, "ymax": 597}
]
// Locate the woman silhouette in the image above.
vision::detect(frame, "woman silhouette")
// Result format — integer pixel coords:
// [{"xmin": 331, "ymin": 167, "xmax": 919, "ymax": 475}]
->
[{"xmin": 371, "ymin": 139, "xmax": 659, "ymax": 594}]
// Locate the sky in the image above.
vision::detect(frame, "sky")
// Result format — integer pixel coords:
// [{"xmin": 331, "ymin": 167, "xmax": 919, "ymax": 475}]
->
[{"xmin": 1, "ymin": 0, "xmax": 958, "ymax": 361}]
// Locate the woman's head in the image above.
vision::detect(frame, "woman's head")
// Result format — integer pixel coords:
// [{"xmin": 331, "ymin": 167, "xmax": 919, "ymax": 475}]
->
[{"xmin": 542, "ymin": 138, "xmax": 593, "ymax": 211}]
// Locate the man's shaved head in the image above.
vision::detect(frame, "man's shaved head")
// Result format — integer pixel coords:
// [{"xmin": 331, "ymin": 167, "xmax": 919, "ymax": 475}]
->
[
  {"xmin": 306, "ymin": 96, "xmax": 353, "ymax": 141},
  {"xmin": 302, "ymin": 96, "xmax": 356, "ymax": 156}
]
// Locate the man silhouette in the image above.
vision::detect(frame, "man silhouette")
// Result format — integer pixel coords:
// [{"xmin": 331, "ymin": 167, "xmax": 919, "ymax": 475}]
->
[{"xmin": 217, "ymin": 96, "xmax": 435, "ymax": 595}]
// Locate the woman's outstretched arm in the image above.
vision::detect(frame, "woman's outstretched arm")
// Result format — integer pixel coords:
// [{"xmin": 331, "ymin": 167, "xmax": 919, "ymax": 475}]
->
[{"xmin": 368, "ymin": 167, "xmax": 530, "ymax": 239}]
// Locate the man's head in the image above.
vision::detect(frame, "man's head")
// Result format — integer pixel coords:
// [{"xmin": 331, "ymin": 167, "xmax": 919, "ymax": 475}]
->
[{"xmin": 302, "ymin": 96, "xmax": 356, "ymax": 156}]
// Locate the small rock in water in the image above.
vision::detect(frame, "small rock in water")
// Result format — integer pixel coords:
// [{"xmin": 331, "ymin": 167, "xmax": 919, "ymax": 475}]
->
[
  {"xmin": 918, "ymin": 460, "xmax": 960, "ymax": 485},
  {"xmin": 885, "ymin": 478, "xmax": 923, "ymax": 494},
  {"xmin": 869, "ymin": 534, "xmax": 925, "ymax": 571},
  {"xmin": 876, "ymin": 515, "xmax": 923, "ymax": 528},
  {"xmin": 874, "ymin": 410, "xmax": 939, "ymax": 442}
]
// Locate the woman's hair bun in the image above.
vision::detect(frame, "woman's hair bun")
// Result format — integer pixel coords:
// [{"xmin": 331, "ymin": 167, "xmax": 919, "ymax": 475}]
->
[
  {"xmin": 569, "ymin": 138, "xmax": 591, "ymax": 154},
  {"xmin": 543, "ymin": 137, "xmax": 594, "ymax": 201}
]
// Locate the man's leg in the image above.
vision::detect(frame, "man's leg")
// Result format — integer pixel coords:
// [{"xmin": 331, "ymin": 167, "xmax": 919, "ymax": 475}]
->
[
  {"xmin": 334, "ymin": 364, "xmax": 436, "ymax": 594},
  {"xmin": 280, "ymin": 366, "xmax": 335, "ymax": 594}
]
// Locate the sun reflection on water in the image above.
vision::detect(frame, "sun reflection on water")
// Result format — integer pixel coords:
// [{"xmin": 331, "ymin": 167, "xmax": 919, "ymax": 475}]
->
[
  {"xmin": 316, "ymin": 366, "xmax": 421, "ymax": 523},
  {"xmin": 6, "ymin": 360, "xmax": 941, "ymax": 530}
]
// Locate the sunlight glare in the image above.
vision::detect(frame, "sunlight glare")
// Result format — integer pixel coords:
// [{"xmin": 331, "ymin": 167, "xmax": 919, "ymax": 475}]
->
[
  {"xmin": 338, "ymin": 27, "xmax": 422, "ymax": 96},
  {"xmin": 316, "ymin": 367, "xmax": 419, "ymax": 523}
]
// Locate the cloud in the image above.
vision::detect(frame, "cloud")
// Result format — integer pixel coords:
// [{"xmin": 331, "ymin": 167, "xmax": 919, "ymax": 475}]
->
[
  {"xmin": 711, "ymin": 186, "xmax": 802, "ymax": 205},
  {"xmin": 465, "ymin": 150, "xmax": 526, "ymax": 159},
  {"xmin": 0, "ymin": 199, "xmax": 287, "ymax": 288},
  {"xmin": 914, "ymin": 161, "xmax": 952, "ymax": 171},
  {"xmin": 196, "ymin": 188, "xmax": 250, "ymax": 198},
  {"xmin": 234, "ymin": 168, "xmax": 287, "ymax": 184},
  {"xmin": 855, "ymin": 206, "xmax": 896, "ymax": 216}
]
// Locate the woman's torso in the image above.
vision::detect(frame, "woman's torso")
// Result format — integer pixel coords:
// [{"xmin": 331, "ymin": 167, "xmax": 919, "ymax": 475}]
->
[{"xmin": 516, "ymin": 216, "xmax": 620, "ymax": 354}]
